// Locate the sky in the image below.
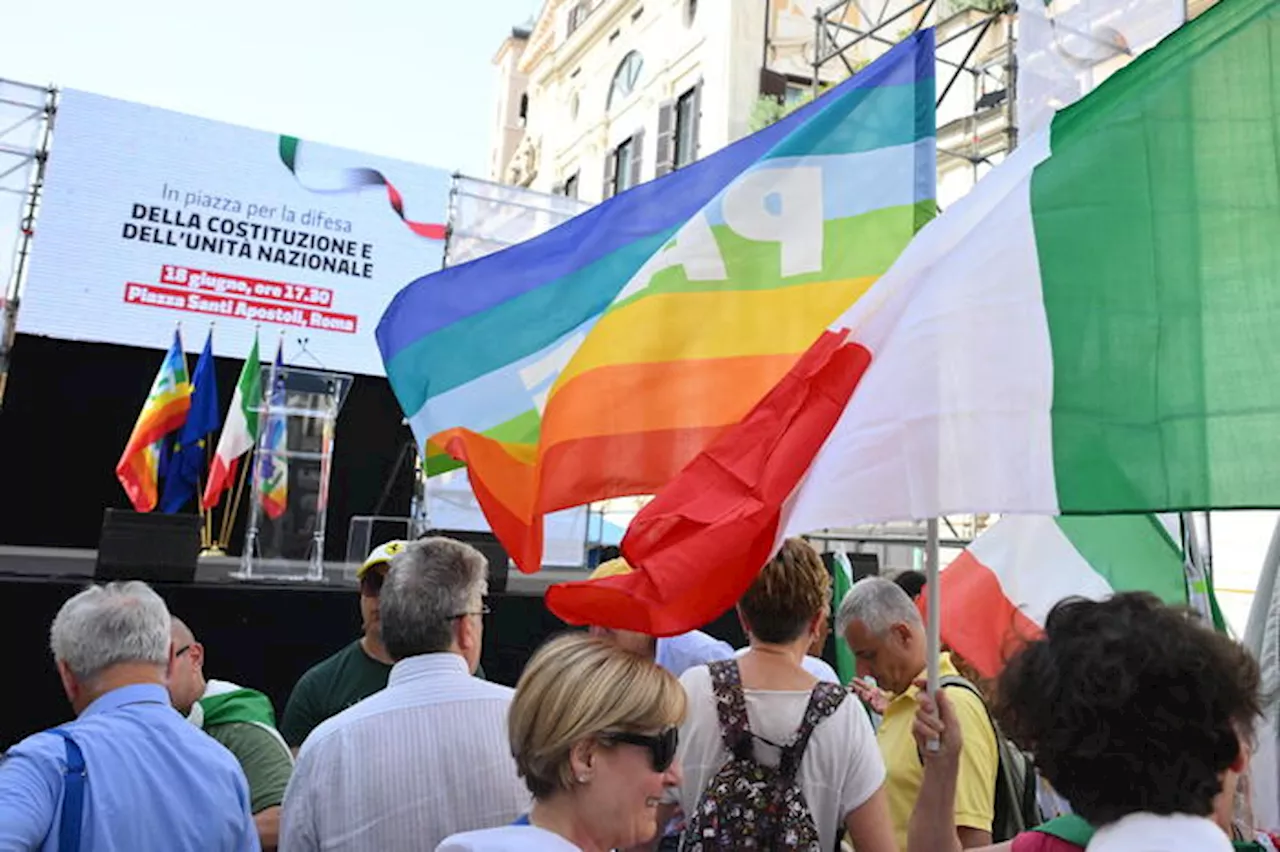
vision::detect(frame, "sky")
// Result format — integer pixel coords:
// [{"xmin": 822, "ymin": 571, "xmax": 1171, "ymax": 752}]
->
[{"xmin": 0, "ymin": 0, "xmax": 543, "ymax": 176}]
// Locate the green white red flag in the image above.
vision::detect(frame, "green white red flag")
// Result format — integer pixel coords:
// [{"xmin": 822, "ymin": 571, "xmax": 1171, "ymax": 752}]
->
[
  {"xmin": 548, "ymin": 0, "xmax": 1280, "ymax": 636},
  {"xmin": 202, "ymin": 335, "xmax": 261, "ymax": 509}
]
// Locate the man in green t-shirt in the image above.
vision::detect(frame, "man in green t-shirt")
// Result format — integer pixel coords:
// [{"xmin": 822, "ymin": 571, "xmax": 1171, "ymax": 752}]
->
[
  {"xmin": 169, "ymin": 617, "xmax": 294, "ymax": 852},
  {"xmin": 279, "ymin": 540, "xmax": 486, "ymax": 749}
]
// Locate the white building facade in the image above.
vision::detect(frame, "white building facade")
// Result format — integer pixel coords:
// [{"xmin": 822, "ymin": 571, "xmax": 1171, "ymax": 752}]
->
[{"xmin": 488, "ymin": 0, "xmax": 861, "ymax": 203}]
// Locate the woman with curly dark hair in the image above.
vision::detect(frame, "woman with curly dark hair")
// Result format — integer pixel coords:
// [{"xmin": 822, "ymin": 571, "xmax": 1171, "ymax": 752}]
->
[{"xmin": 905, "ymin": 592, "xmax": 1265, "ymax": 852}]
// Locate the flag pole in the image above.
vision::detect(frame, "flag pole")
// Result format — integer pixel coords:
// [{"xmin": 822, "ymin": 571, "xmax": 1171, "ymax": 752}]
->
[
  {"xmin": 924, "ymin": 515, "xmax": 941, "ymax": 751},
  {"xmin": 219, "ymin": 457, "xmax": 251, "ymax": 550}
]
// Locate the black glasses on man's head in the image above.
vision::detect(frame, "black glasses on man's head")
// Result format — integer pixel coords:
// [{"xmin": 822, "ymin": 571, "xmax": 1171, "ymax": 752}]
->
[{"xmin": 600, "ymin": 726, "xmax": 679, "ymax": 773}]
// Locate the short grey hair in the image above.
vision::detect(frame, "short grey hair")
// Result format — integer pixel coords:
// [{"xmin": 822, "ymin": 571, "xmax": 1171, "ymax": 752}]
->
[
  {"xmin": 379, "ymin": 537, "xmax": 489, "ymax": 660},
  {"xmin": 835, "ymin": 575, "xmax": 923, "ymax": 637},
  {"xmin": 50, "ymin": 581, "xmax": 172, "ymax": 680}
]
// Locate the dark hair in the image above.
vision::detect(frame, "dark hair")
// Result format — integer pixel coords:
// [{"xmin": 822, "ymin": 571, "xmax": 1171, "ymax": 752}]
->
[
  {"xmin": 739, "ymin": 538, "xmax": 829, "ymax": 644},
  {"xmin": 994, "ymin": 592, "xmax": 1260, "ymax": 826},
  {"xmin": 892, "ymin": 569, "xmax": 927, "ymax": 601}
]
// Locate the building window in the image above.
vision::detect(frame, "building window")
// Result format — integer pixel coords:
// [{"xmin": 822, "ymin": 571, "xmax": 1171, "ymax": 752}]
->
[
  {"xmin": 607, "ymin": 51, "xmax": 644, "ymax": 110},
  {"xmin": 674, "ymin": 87, "xmax": 699, "ymax": 168},
  {"xmin": 569, "ymin": 92, "xmax": 580, "ymax": 121},
  {"xmin": 604, "ymin": 129, "xmax": 644, "ymax": 198},
  {"xmin": 685, "ymin": 0, "xmax": 697, "ymax": 26},
  {"xmin": 564, "ymin": 173, "xmax": 579, "ymax": 199},
  {"xmin": 518, "ymin": 93, "xmax": 529, "ymax": 126},
  {"xmin": 567, "ymin": 1, "xmax": 588, "ymax": 35},
  {"xmin": 784, "ymin": 82, "xmax": 811, "ymax": 105},
  {"xmin": 614, "ymin": 137, "xmax": 635, "ymax": 193}
]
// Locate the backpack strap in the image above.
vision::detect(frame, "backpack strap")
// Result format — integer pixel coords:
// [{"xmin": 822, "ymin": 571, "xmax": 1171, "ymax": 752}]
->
[
  {"xmin": 939, "ymin": 674, "xmax": 1035, "ymax": 837},
  {"xmin": 47, "ymin": 727, "xmax": 86, "ymax": 852},
  {"xmin": 707, "ymin": 660, "xmax": 754, "ymax": 760},
  {"xmin": 778, "ymin": 682, "xmax": 846, "ymax": 778}
]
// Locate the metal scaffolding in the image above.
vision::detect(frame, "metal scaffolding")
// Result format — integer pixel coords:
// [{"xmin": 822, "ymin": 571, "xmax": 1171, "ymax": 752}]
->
[
  {"xmin": 811, "ymin": 0, "xmax": 1017, "ymax": 206},
  {"xmin": 0, "ymin": 80, "xmax": 55, "ymax": 409}
]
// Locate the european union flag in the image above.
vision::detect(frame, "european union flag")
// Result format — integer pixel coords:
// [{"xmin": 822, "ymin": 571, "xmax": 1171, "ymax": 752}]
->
[{"xmin": 160, "ymin": 330, "xmax": 220, "ymax": 513}]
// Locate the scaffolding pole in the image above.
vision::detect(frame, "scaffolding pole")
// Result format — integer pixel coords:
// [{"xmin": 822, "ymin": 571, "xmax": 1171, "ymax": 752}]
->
[{"xmin": 0, "ymin": 81, "xmax": 55, "ymax": 410}]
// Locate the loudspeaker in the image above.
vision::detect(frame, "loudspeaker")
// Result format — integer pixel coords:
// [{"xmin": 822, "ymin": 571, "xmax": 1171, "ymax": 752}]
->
[
  {"xmin": 96, "ymin": 509, "xmax": 200, "ymax": 583},
  {"xmin": 421, "ymin": 529, "xmax": 511, "ymax": 595},
  {"xmin": 821, "ymin": 550, "xmax": 880, "ymax": 583}
]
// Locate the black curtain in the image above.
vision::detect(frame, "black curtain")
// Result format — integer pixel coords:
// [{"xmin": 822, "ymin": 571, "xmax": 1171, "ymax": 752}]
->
[{"xmin": 0, "ymin": 334, "xmax": 414, "ymax": 560}]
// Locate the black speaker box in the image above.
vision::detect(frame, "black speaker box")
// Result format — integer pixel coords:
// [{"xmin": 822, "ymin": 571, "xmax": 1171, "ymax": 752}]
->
[
  {"xmin": 820, "ymin": 550, "xmax": 881, "ymax": 583},
  {"xmin": 421, "ymin": 529, "xmax": 511, "ymax": 595},
  {"xmin": 95, "ymin": 509, "xmax": 200, "ymax": 583}
]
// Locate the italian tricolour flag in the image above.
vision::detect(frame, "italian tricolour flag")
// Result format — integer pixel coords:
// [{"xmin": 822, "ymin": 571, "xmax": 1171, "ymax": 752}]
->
[
  {"xmin": 547, "ymin": 0, "xmax": 1280, "ymax": 636},
  {"xmin": 939, "ymin": 515, "xmax": 1188, "ymax": 678},
  {"xmin": 201, "ymin": 336, "xmax": 262, "ymax": 510}
]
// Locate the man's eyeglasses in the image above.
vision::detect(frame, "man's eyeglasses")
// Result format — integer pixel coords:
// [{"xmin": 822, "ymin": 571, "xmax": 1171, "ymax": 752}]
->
[
  {"xmin": 600, "ymin": 726, "xmax": 679, "ymax": 773},
  {"xmin": 447, "ymin": 603, "xmax": 492, "ymax": 621},
  {"xmin": 174, "ymin": 645, "xmax": 193, "ymax": 658}
]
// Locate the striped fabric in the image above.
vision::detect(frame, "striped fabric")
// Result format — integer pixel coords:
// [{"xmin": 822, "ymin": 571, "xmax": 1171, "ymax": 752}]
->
[
  {"xmin": 115, "ymin": 330, "xmax": 191, "ymax": 512},
  {"xmin": 279, "ymin": 654, "xmax": 531, "ymax": 852},
  {"xmin": 556, "ymin": 0, "xmax": 1280, "ymax": 636},
  {"xmin": 379, "ymin": 32, "xmax": 936, "ymax": 572}
]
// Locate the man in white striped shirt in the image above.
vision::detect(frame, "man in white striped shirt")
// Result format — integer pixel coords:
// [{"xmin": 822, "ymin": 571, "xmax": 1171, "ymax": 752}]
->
[{"xmin": 279, "ymin": 537, "xmax": 530, "ymax": 852}]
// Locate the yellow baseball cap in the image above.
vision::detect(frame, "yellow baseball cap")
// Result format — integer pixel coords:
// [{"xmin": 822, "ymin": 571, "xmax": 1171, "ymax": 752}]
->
[
  {"xmin": 358, "ymin": 539, "xmax": 407, "ymax": 580},
  {"xmin": 588, "ymin": 556, "xmax": 634, "ymax": 581}
]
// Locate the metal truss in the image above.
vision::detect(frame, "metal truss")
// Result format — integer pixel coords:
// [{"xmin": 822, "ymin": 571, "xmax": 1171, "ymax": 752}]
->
[
  {"xmin": 0, "ymin": 80, "xmax": 55, "ymax": 409},
  {"xmin": 812, "ymin": 0, "xmax": 1018, "ymax": 201}
]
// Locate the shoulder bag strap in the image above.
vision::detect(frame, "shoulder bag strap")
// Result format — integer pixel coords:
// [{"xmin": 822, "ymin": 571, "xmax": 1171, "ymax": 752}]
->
[{"xmin": 47, "ymin": 727, "xmax": 86, "ymax": 852}]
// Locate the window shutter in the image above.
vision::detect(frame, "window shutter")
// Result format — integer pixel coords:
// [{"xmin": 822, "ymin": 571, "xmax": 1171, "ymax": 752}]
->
[
  {"xmin": 759, "ymin": 68, "xmax": 787, "ymax": 101},
  {"xmin": 603, "ymin": 149, "xmax": 617, "ymax": 199},
  {"xmin": 629, "ymin": 128, "xmax": 645, "ymax": 188},
  {"xmin": 691, "ymin": 80, "xmax": 703, "ymax": 160},
  {"xmin": 655, "ymin": 100, "xmax": 675, "ymax": 178}
]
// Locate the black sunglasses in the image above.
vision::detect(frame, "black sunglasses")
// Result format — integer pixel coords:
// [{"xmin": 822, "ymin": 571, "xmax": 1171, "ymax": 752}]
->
[{"xmin": 601, "ymin": 726, "xmax": 679, "ymax": 773}]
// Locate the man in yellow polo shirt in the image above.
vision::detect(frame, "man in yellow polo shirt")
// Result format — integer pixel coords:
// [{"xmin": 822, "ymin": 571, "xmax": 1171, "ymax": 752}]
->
[{"xmin": 836, "ymin": 575, "xmax": 997, "ymax": 849}]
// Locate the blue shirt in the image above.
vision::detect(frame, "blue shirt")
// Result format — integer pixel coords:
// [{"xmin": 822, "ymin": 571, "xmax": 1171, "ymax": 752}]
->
[
  {"xmin": 0, "ymin": 683, "xmax": 259, "ymax": 852},
  {"xmin": 654, "ymin": 630, "xmax": 735, "ymax": 677}
]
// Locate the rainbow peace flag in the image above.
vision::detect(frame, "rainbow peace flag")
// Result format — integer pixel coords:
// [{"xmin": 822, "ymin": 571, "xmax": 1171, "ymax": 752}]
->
[
  {"xmin": 377, "ymin": 32, "xmax": 935, "ymax": 570},
  {"xmin": 116, "ymin": 331, "xmax": 192, "ymax": 512},
  {"xmin": 258, "ymin": 344, "xmax": 288, "ymax": 519}
]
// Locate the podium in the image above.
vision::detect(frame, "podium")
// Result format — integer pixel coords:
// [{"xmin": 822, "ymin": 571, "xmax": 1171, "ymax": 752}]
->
[{"xmin": 237, "ymin": 363, "xmax": 352, "ymax": 581}]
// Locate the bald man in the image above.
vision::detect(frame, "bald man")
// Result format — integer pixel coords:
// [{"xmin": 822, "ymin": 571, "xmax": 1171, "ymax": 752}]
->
[{"xmin": 168, "ymin": 617, "xmax": 294, "ymax": 851}]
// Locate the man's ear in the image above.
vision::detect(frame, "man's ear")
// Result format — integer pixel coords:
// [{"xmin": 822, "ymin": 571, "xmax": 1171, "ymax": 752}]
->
[
  {"xmin": 892, "ymin": 622, "xmax": 914, "ymax": 647},
  {"xmin": 56, "ymin": 659, "xmax": 78, "ymax": 703}
]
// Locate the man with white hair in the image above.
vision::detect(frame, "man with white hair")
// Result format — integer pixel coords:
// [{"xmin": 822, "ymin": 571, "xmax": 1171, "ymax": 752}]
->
[
  {"xmin": 0, "ymin": 581, "xmax": 258, "ymax": 851},
  {"xmin": 837, "ymin": 576, "xmax": 997, "ymax": 850},
  {"xmin": 280, "ymin": 537, "xmax": 529, "ymax": 851}
]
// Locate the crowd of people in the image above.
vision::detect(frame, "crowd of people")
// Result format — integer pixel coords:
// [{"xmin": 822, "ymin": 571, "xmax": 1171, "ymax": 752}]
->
[{"xmin": 0, "ymin": 534, "xmax": 1272, "ymax": 852}]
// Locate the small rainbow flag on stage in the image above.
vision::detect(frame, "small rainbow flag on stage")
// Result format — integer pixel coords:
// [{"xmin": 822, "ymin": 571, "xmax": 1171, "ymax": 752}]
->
[
  {"xmin": 378, "ymin": 32, "xmax": 935, "ymax": 571},
  {"xmin": 116, "ymin": 331, "xmax": 192, "ymax": 512},
  {"xmin": 258, "ymin": 343, "xmax": 288, "ymax": 519}
]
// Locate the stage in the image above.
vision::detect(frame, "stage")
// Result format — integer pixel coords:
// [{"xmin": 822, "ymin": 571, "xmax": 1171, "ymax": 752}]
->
[{"xmin": 0, "ymin": 547, "xmax": 753, "ymax": 749}]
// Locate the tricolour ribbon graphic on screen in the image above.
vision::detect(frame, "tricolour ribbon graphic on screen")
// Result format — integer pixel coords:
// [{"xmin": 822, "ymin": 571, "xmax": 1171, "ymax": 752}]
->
[{"xmin": 278, "ymin": 136, "xmax": 446, "ymax": 241}]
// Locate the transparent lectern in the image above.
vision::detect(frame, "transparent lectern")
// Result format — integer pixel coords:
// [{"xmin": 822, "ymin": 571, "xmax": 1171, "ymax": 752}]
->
[{"xmin": 237, "ymin": 363, "xmax": 352, "ymax": 581}]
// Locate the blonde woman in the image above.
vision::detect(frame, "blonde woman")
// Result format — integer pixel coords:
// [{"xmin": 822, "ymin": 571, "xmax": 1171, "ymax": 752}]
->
[
  {"xmin": 668, "ymin": 537, "xmax": 897, "ymax": 852},
  {"xmin": 436, "ymin": 633, "xmax": 686, "ymax": 852}
]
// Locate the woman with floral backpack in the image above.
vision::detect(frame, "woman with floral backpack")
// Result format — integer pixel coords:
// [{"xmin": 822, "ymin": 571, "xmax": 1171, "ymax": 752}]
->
[{"xmin": 664, "ymin": 538, "xmax": 897, "ymax": 852}]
